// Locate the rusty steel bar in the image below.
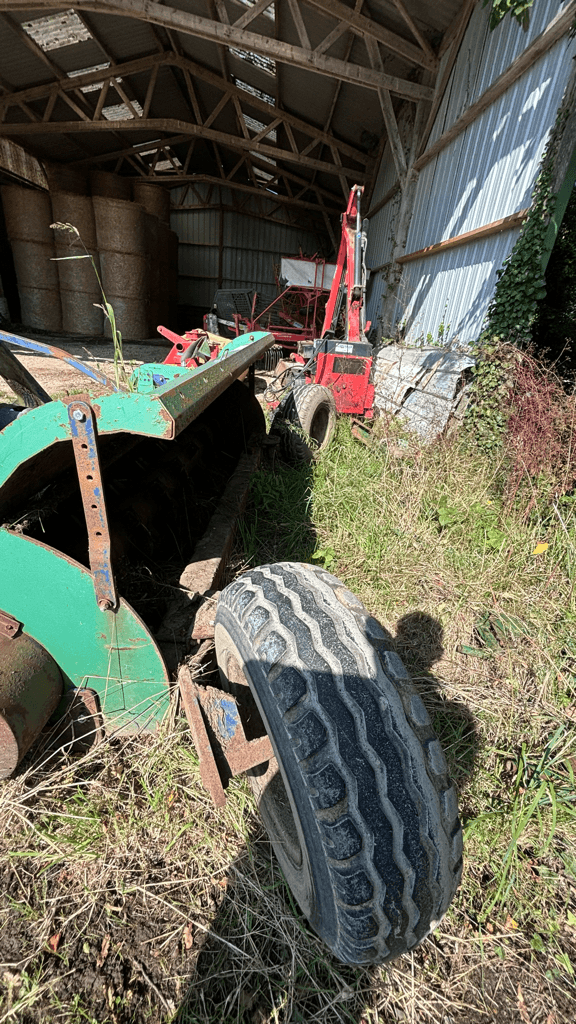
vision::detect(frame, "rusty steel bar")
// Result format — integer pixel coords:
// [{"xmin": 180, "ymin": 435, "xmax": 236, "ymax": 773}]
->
[
  {"xmin": 0, "ymin": 609, "xmax": 21, "ymax": 640},
  {"xmin": 179, "ymin": 658, "xmax": 227, "ymax": 808},
  {"xmin": 0, "ymin": 632, "xmax": 64, "ymax": 779},
  {"xmin": 179, "ymin": 653, "xmax": 273, "ymax": 807},
  {"xmin": 68, "ymin": 400, "xmax": 118, "ymax": 611}
]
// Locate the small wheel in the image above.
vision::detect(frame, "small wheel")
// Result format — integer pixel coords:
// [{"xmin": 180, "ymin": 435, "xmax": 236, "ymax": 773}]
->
[
  {"xmin": 214, "ymin": 562, "xmax": 463, "ymax": 965},
  {"xmin": 281, "ymin": 383, "xmax": 337, "ymax": 462}
]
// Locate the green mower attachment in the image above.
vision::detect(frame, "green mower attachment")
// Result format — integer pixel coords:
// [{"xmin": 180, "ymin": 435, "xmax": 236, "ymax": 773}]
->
[{"xmin": 0, "ymin": 328, "xmax": 273, "ymax": 775}]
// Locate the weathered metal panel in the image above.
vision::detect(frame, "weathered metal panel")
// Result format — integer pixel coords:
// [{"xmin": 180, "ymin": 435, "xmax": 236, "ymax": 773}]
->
[
  {"xmin": 373, "ymin": 344, "xmax": 474, "ymax": 438},
  {"xmin": 171, "ymin": 208, "xmax": 220, "ymax": 245},
  {"xmin": 429, "ymin": 0, "xmax": 573, "ymax": 146},
  {"xmin": 172, "ymin": 188, "xmax": 323, "ymax": 310},
  {"xmin": 178, "ymin": 244, "xmax": 219, "ymax": 281},
  {"xmin": 408, "ymin": 38, "xmax": 574, "ymax": 253},
  {"xmin": 392, "ymin": 228, "xmax": 522, "ymax": 346},
  {"xmin": 366, "ymin": 1, "xmax": 576, "ymax": 346}
]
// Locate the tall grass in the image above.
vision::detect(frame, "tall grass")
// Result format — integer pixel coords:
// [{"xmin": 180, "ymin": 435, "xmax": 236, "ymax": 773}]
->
[
  {"xmin": 241, "ymin": 417, "xmax": 576, "ymax": 1004},
  {"xmin": 1, "ymin": 417, "xmax": 575, "ymax": 1023}
]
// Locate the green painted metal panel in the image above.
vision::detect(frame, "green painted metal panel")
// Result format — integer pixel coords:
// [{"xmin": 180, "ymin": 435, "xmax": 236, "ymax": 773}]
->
[
  {"xmin": 0, "ymin": 530, "xmax": 169, "ymax": 730},
  {"xmin": 0, "ymin": 330, "xmax": 273, "ymax": 505}
]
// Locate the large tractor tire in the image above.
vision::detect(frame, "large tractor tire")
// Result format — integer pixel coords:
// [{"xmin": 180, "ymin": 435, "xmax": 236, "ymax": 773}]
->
[
  {"xmin": 280, "ymin": 382, "xmax": 337, "ymax": 463},
  {"xmin": 214, "ymin": 562, "xmax": 463, "ymax": 965}
]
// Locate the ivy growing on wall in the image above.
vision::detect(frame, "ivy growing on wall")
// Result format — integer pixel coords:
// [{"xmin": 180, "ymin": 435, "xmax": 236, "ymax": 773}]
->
[
  {"xmin": 466, "ymin": 163, "xmax": 556, "ymax": 449},
  {"xmin": 484, "ymin": 1, "xmax": 575, "ymax": 35},
  {"xmin": 481, "ymin": 164, "xmax": 555, "ymax": 348},
  {"xmin": 483, "ymin": 0, "xmax": 537, "ymax": 31}
]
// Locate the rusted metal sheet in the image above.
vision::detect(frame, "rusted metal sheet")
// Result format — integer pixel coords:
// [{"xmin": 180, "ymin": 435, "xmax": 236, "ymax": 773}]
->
[
  {"xmin": 68, "ymin": 400, "xmax": 118, "ymax": 611},
  {"xmin": 0, "ymin": 609, "xmax": 21, "ymax": 640},
  {"xmin": 45, "ymin": 688, "xmax": 105, "ymax": 755},
  {"xmin": 179, "ymin": 655, "xmax": 273, "ymax": 807},
  {"xmin": 373, "ymin": 345, "xmax": 474, "ymax": 439},
  {"xmin": 199, "ymin": 684, "xmax": 273, "ymax": 776},
  {"xmin": 0, "ymin": 632, "xmax": 63, "ymax": 779},
  {"xmin": 179, "ymin": 654, "xmax": 226, "ymax": 808}
]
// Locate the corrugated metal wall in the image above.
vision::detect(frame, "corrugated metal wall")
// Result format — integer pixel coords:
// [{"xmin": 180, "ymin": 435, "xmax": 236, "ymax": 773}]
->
[
  {"xmin": 366, "ymin": 0, "xmax": 576, "ymax": 345},
  {"xmin": 170, "ymin": 183, "xmax": 325, "ymax": 311}
]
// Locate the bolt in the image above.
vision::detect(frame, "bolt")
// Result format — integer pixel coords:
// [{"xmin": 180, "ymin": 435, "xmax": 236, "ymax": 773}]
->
[
  {"xmin": 72, "ymin": 409, "xmax": 86, "ymax": 422},
  {"xmin": 98, "ymin": 599, "xmax": 114, "ymax": 612}
]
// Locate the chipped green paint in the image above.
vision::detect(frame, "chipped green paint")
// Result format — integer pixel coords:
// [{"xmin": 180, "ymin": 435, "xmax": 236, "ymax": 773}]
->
[
  {"xmin": 0, "ymin": 330, "xmax": 273, "ymax": 507},
  {"xmin": 0, "ymin": 530, "xmax": 169, "ymax": 730}
]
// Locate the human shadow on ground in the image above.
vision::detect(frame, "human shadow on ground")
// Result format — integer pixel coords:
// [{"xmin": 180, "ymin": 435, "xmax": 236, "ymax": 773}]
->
[{"xmin": 393, "ymin": 611, "xmax": 480, "ymax": 794}]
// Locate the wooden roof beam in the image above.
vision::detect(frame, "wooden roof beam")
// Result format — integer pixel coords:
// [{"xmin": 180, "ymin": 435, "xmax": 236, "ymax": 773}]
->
[
  {"xmin": 0, "ymin": 49, "xmax": 370, "ymax": 167},
  {"xmin": 304, "ymin": 0, "xmax": 438, "ymax": 71},
  {"xmin": 0, "ymin": 116, "xmax": 366, "ymax": 179},
  {"xmin": 0, "ymin": 0, "xmax": 433, "ymax": 101}
]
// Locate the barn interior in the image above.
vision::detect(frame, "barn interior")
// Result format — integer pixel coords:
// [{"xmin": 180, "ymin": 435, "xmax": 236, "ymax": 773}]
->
[{"xmin": 0, "ymin": 1, "xmax": 464, "ymax": 343}]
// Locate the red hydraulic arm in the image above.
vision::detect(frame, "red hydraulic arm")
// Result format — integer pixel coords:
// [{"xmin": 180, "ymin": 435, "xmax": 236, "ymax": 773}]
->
[{"xmin": 321, "ymin": 185, "xmax": 365, "ymax": 344}]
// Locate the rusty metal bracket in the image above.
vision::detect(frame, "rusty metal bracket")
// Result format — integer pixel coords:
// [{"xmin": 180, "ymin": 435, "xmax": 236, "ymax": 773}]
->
[
  {"xmin": 0, "ymin": 609, "xmax": 21, "ymax": 639},
  {"xmin": 179, "ymin": 656, "xmax": 273, "ymax": 808},
  {"xmin": 68, "ymin": 400, "xmax": 118, "ymax": 612}
]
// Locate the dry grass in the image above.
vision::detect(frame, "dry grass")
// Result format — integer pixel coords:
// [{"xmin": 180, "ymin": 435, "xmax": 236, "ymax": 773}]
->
[{"xmin": 1, "ymin": 418, "xmax": 576, "ymax": 1023}]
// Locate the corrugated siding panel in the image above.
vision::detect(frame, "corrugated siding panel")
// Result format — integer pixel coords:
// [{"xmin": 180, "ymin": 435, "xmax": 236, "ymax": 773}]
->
[
  {"xmin": 170, "ymin": 186, "xmax": 322, "ymax": 309},
  {"xmin": 365, "ymin": 1, "xmax": 576, "ymax": 345},
  {"xmin": 171, "ymin": 209, "xmax": 220, "ymax": 244},
  {"xmin": 407, "ymin": 38, "xmax": 574, "ymax": 252},
  {"xmin": 429, "ymin": 0, "xmax": 572, "ymax": 145},
  {"xmin": 396, "ymin": 229, "xmax": 521, "ymax": 346},
  {"xmin": 178, "ymin": 245, "xmax": 219, "ymax": 280}
]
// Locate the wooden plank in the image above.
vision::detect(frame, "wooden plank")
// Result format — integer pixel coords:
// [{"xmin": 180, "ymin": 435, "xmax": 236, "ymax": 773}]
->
[
  {"xmin": 390, "ymin": 0, "xmax": 437, "ymax": 64},
  {"xmin": 366, "ymin": 179, "xmax": 401, "ymax": 219},
  {"xmin": 415, "ymin": 0, "xmax": 576, "ymax": 172},
  {"xmin": 396, "ymin": 208, "xmax": 529, "ymax": 263},
  {"xmin": 365, "ymin": 35, "xmax": 407, "ymax": 188},
  {"xmin": 305, "ymin": 0, "xmax": 438, "ymax": 70},
  {"xmin": 287, "ymin": 0, "xmax": 311, "ymax": 50},
  {"xmin": 233, "ymin": 0, "xmax": 274, "ymax": 31},
  {"xmin": 314, "ymin": 21, "xmax": 348, "ymax": 55},
  {"xmin": 0, "ymin": 0, "xmax": 433, "ymax": 100},
  {"xmin": 0, "ymin": 116, "xmax": 366, "ymax": 179}
]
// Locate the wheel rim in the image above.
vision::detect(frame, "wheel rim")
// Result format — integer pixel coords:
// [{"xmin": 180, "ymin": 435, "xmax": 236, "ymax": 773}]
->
[
  {"xmin": 309, "ymin": 406, "xmax": 329, "ymax": 446},
  {"xmin": 226, "ymin": 651, "xmax": 304, "ymax": 873}
]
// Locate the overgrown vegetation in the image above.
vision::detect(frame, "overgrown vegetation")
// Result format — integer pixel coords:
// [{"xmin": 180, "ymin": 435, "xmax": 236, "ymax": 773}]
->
[
  {"xmin": 483, "ymin": 0, "xmax": 539, "ymax": 31},
  {"xmin": 482, "ymin": 166, "xmax": 554, "ymax": 351},
  {"xmin": 1, "ymin": 406, "xmax": 575, "ymax": 1022},
  {"xmin": 483, "ymin": 0, "xmax": 570, "ymax": 32}
]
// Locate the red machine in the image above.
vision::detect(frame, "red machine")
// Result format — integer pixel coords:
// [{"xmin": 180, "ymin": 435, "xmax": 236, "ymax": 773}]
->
[
  {"xmin": 273, "ymin": 185, "xmax": 375, "ymax": 431},
  {"xmin": 205, "ymin": 256, "xmax": 334, "ymax": 354},
  {"xmin": 154, "ymin": 186, "xmax": 374, "ymax": 452}
]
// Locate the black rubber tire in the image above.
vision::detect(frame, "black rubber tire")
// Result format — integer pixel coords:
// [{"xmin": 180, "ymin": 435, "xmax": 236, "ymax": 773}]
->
[
  {"xmin": 281, "ymin": 382, "xmax": 337, "ymax": 463},
  {"xmin": 214, "ymin": 562, "xmax": 463, "ymax": 965}
]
